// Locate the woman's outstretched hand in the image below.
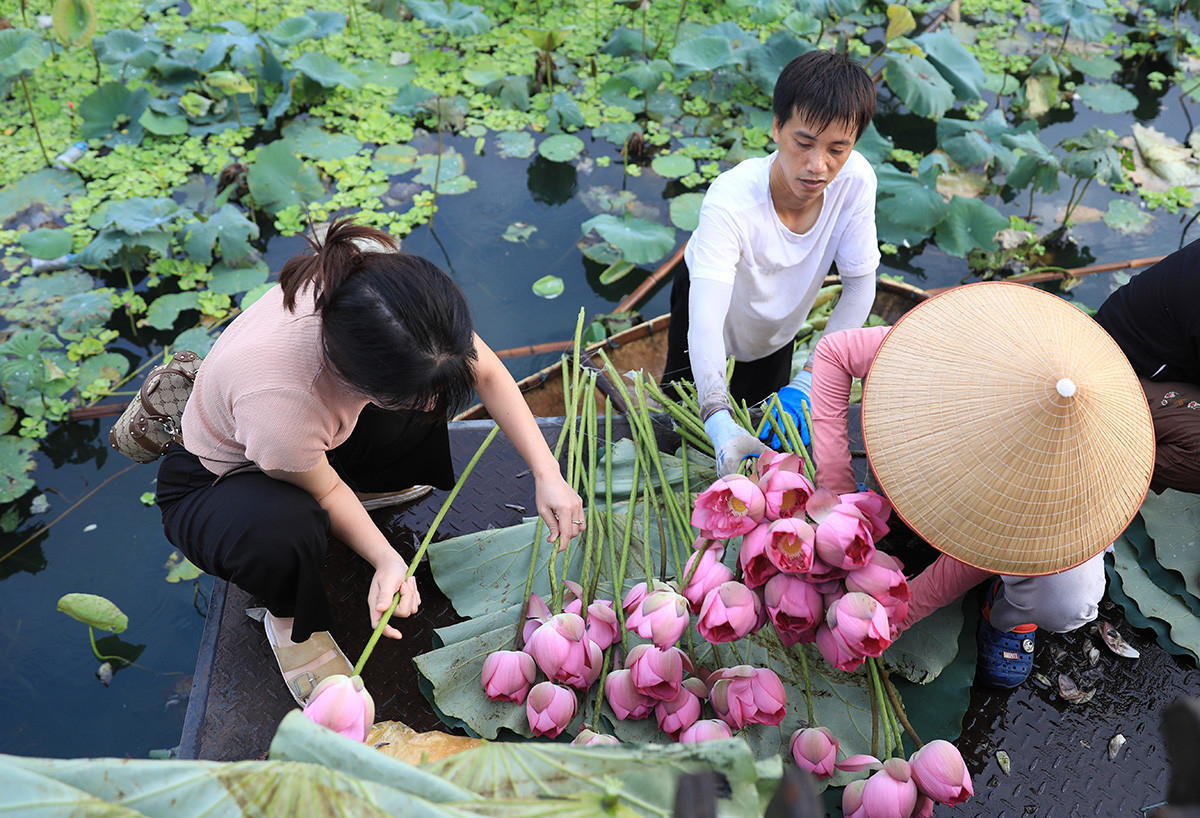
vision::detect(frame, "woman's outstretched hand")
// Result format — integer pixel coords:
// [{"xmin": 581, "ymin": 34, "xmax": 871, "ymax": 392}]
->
[
  {"xmin": 536, "ymin": 473, "xmax": 585, "ymax": 553},
  {"xmin": 369, "ymin": 556, "xmax": 421, "ymax": 639}
]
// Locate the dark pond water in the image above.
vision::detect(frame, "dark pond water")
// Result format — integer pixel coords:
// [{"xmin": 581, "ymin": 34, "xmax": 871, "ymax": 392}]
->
[{"xmin": 1, "ymin": 81, "xmax": 1196, "ymax": 759}]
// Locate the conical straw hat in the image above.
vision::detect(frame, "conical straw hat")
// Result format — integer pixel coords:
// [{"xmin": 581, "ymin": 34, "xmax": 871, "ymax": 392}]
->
[{"xmin": 860, "ymin": 281, "xmax": 1154, "ymax": 577}]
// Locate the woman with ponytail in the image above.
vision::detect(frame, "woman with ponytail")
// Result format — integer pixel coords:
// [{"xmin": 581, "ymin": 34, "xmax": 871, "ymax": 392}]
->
[{"xmin": 155, "ymin": 218, "xmax": 584, "ymax": 705}]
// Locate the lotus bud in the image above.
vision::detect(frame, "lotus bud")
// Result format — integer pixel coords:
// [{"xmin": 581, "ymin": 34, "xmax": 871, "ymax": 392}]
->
[
  {"xmin": 790, "ymin": 726, "xmax": 839, "ymax": 779},
  {"xmin": 585, "ymin": 599, "xmax": 620, "ymax": 650},
  {"xmin": 604, "ymin": 668, "xmax": 655, "ymax": 720},
  {"xmin": 760, "ymin": 467, "xmax": 815, "ymax": 521},
  {"xmin": 909, "ymin": 739, "xmax": 973, "ymax": 806},
  {"xmin": 861, "ymin": 758, "xmax": 919, "ymax": 818},
  {"xmin": 655, "ymin": 677, "xmax": 707, "ymax": 738},
  {"xmin": 626, "ymin": 643, "xmax": 691, "ymax": 701},
  {"xmin": 765, "ymin": 572, "xmax": 824, "ymax": 647},
  {"xmin": 708, "ymin": 665, "xmax": 786, "ymax": 729},
  {"xmin": 678, "ymin": 718, "xmax": 733, "ymax": 743},
  {"xmin": 301, "ymin": 673, "xmax": 375, "ymax": 743},
  {"xmin": 572, "ymin": 728, "xmax": 620, "ymax": 746},
  {"xmin": 682, "ymin": 546, "xmax": 735, "ymax": 614},
  {"xmin": 761, "ymin": 517, "xmax": 817, "ymax": 575},
  {"xmin": 628, "ymin": 584, "xmax": 691, "ymax": 648},
  {"xmin": 480, "ymin": 649, "xmax": 537, "ymax": 703},
  {"xmin": 526, "ymin": 612, "xmax": 589, "ymax": 684},
  {"xmin": 814, "ymin": 505, "xmax": 876, "ymax": 571},
  {"xmin": 737, "ymin": 521, "xmax": 781, "ymax": 589},
  {"xmin": 525, "ymin": 681, "xmax": 577, "ymax": 738},
  {"xmin": 696, "ymin": 580, "xmax": 762, "ymax": 643}
]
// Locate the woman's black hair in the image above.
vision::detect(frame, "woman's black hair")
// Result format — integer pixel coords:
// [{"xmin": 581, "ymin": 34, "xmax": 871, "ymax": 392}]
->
[
  {"xmin": 278, "ymin": 218, "xmax": 477, "ymax": 416},
  {"xmin": 772, "ymin": 49, "xmax": 876, "ymax": 140}
]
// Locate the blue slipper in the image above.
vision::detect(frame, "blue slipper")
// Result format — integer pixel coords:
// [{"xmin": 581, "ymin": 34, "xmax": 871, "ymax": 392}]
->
[{"xmin": 975, "ymin": 581, "xmax": 1036, "ymax": 689}]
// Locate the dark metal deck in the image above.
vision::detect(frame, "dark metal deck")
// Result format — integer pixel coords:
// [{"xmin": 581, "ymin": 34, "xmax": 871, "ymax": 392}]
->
[{"xmin": 179, "ymin": 415, "xmax": 1200, "ymax": 816}]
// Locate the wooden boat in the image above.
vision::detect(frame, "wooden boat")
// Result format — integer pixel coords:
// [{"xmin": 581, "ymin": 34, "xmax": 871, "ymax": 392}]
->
[{"xmin": 456, "ymin": 276, "xmax": 930, "ymax": 420}]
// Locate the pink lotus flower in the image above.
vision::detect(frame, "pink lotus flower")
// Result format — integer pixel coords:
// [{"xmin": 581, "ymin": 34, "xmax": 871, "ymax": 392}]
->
[
  {"xmin": 790, "ymin": 726, "xmax": 839, "ymax": 778},
  {"xmin": 913, "ymin": 794, "xmax": 935, "ymax": 818},
  {"xmin": 806, "ymin": 553, "xmax": 849, "ymax": 583},
  {"xmin": 760, "ymin": 468, "xmax": 815, "ymax": 521},
  {"xmin": 626, "ymin": 644, "xmax": 691, "ymax": 701},
  {"xmin": 839, "ymin": 490, "xmax": 892, "ymax": 540},
  {"xmin": 708, "ymin": 665, "xmax": 786, "ymax": 729},
  {"xmin": 816, "ymin": 622, "xmax": 866, "ymax": 673},
  {"xmin": 572, "ymin": 728, "xmax": 620, "ymax": 746},
  {"xmin": 696, "ymin": 580, "xmax": 762, "ymax": 643},
  {"xmin": 525, "ymin": 681, "xmax": 578, "ymax": 738},
  {"xmin": 692, "ymin": 474, "xmax": 766, "ymax": 539},
  {"xmin": 765, "ymin": 573, "xmax": 824, "ymax": 647},
  {"xmin": 909, "ymin": 739, "xmax": 973, "ymax": 806},
  {"xmin": 522, "ymin": 592, "xmax": 552, "ymax": 643},
  {"xmin": 814, "ymin": 505, "xmax": 876, "ymax": 571},
  {"xmin": 761, "ymin": 517, "xmax": 816, "ymax": 574},
  {"xmin": 604, "ymin": 668, "xmax": 655, "ymax": 719},
  {"xmin": 560, "ymin": 638, "xmax": 604, "ymax": 690},
  {"xmin": 678, "ymin": 719, "xmax": 733, "ymax": 743},
  {"xmin": 562, "ymin": 580, "xmax": 585, "ymax": 616},
  {"xmin": 826, "ymin": 592, "xmax": 892, "ymax": 659},
  {"xmin": 585, "ymin": 600, "xmax": 620, "ymax": 650},
  {"xmin": 842, "ymin": 779, "xmax": 868, "ymax": 818},
  {"xmin": 622, "ymin": 581, "xmax": 650, "ymax": 615},
  {"xmin": 755, "ymin": 449, "xmax": 805, "ymax": 480},
  {"xmin": 862, "ymin": 758, "xmax": 920, "ymax": 818},
  {"xmin": 301, "ymin": 673, "xmax": 375, "ymax": 743},
  {"xmin": 805, "ymin": 486, "xmax": 841, "ymax": 521},
  {"xmin": 655, "ymin": 677, "xmax": 707, "ymax": 738},
  {"xmin": 737, "ymin": 522, "xmax": 781, "ymax": 589},
  {"xmin": 480, "ymin": 649, "xmax": 537, "ymax": 703},
  {"xmin": 845, "ymin": 551, "xmax": 910, "ymax": 635},
  {"xmin": 526, "ymin": 612, "xmax": 589, "ymax": 684},
  {"xmin": 627, "ymin": 583, "xmax": 691, "ymax": 648},
  {"xmin": 682, "ymin": 545, "xmax": 735, "ymax": 613}
]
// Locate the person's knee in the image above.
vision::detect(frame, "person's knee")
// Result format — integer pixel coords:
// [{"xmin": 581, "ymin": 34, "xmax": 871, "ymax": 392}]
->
[
  {"xmin": 998, "ymin": 555, "xmax": 1105, "ymax": 633},
  {"xmin": 243, "ymin": 503, "xmax": 329, "ymax": 573}
]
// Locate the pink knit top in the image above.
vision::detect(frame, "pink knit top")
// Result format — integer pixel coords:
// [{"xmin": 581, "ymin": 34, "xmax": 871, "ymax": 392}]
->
[{"xmin": 181, "ymin": 284, "xmax": 370, "ymax": 477}]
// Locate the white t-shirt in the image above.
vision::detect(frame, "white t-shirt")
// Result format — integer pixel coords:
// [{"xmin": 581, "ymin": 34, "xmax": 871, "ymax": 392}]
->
[{"xmin": 683, "ymin": 150, "xmax": 879, "ymax": 414}]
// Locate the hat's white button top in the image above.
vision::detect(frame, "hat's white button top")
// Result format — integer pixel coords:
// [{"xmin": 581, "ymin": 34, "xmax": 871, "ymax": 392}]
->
[{"xmin": 1056, "ymin": 378, "xmax": 1077, "ymax": 398}]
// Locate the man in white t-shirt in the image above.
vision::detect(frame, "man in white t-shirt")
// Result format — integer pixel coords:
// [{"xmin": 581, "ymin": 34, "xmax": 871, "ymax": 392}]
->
[{"xmin": 662, "ymin": 49, "xmax": 880, "ymax": 475}]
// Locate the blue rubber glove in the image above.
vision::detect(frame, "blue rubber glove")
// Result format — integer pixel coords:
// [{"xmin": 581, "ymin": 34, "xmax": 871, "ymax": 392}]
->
[
  {"xmin": 704, "ymin": 410, "xmax": 767, "ymax": 477},
  {"xmin": 759, "ymin": 369, "xmax": 812, "ymax": 449}
]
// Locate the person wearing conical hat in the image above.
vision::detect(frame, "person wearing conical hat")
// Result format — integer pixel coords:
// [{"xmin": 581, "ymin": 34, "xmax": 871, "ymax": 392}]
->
[
  {"xmin": 1094, "ymin": 238, "xmax": 1200, "ymax": 495},
  {"xmin": 660, "ymin": 50, "xmax": 880, "ymax": 477},
  {"xmin": 808, "ymin": 282, "xmax": 1155, "ymax": 688}
]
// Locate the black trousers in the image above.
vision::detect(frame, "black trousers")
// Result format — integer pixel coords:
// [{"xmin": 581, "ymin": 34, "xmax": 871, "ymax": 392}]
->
[
  {"xmin": 661, "ymin": 260, "xmax": 793, "ymax": 408},
  {"xmin": 155, "ymin": 406, "xmax": 454, "ymax": 642}
]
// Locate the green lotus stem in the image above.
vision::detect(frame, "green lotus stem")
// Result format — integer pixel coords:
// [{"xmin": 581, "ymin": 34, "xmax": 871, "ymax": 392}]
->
[
  {"xmin": 614, "ymin": 448, "xmax": 642, "ymax": 654},
  {"xmin": 590, "ymin": 647, "xmax": 613, "ymax": 727},
  {"xmin": 795, "ymin": 644, "xmax": 815, "ymax": 726},
  {"xmin": 868, "ymin": 662, "xmax": 880, "ymax": 758},
  {"xmin": 877, "ymin": 657, "xmax": 921, "ymax": 750},
  {"xmin": 604, "ymin": 399, "xmax": 631, "ymax": 653},
  {"xmin": 18, "ymin": 76, "xmax": 52, "ymax": 168},
  {"xmin": 88, "ymin": 626, "xmax": 130, "ymax": 665},
  {"xmin": 580, "ymin": 374, "xmax": 601, "ymax": 607},
  {"xmin": 797, "ymin": 403, "xmax": 818, "ymax": 480},
  {"xmin": 867, "ymin": 657, "xmax": 897, "ymax": 758},
  {"xmin": 636, "ymin": 378, "xmax": 689, "ymax": 577},
  {"xmin": 354, "ymin": 424, "xmax": 499, "ymax": 677}
]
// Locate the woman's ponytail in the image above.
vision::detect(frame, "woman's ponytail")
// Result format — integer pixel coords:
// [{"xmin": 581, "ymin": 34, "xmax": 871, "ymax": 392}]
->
[{"xmin": 278, "ymin": 218, "xmax": 399, "ymax": 312}]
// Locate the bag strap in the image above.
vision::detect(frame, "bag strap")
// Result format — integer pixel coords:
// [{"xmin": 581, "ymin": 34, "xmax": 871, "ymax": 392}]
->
[{"xmin": 139, "ymin": 353, "xmax": 200, "ymax": 421}]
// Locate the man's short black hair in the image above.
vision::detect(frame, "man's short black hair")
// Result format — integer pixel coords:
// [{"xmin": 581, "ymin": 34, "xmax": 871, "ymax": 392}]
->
[{"xmin": 773, "ymin": 50, "xmax": 876, "ymax": 140}]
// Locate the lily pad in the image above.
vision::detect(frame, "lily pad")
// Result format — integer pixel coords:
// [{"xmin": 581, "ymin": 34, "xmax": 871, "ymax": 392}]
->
[
  {"xmin": 582, "ymin": 214, "xmax": 675, "ymax": 265},
  {"xmin": 405, "ymin": 0, "xmax": 492, "ymax": 35},
  {"xmin": 744, "ymin": 31, "xmax": 812, "ymax": 95},
  {"xmin": 164, "ymin": 551, "xmax": 203, "ymax": 583},
  {"xmin": 670, "ymin": 35, "xmax": 739, "ymax": 74},
  {"xmin": 1103, "ymin": 198, "xmax": 1152, "ymax": 234},
  {"xmin": 93, "ymin": 28, "xmax": 163, "ymax": 72},
  {"xmin": 546, "ymin": 92, "xmax": 584, "ymax": 133},
  {"xmin": 57, "ymin": 592, "xmax": 128, "ymax": 633},
  {"xmin": 140, "ymin": 108, "xmax": 188, "ymax": 136},
  {"xmin": 74, "ymin": 352, "xmax": 129, "ymax": 390},
  {"xmin": 650, "ymin": 153, "xmax": 695, "ymax": 179},
  {"xmin": 52, "ymin": 0, "xmax": 98, "ymax": 48},
  {"xmin": 265, "ymin": 16, "xmax": 318, "ymax": 47},
  {"xmin": 413, "ymin": 149, "xmax": 466, "ymax": 185},
  {"xmin": 1076, "ymin": 82, "xmax": 1138, "ymax": 114},
  {"xmin": 373, "ymin": 143, "xmax": 419, "ymax": 174},
  {"xmin": 0, "ymin": 435, "xmax": 37, "ymax": 502},
  {"xmin": 247, "ymin": 140, "xmax": 325, "ymax": 214},
  {"xmin": 19, "ymin": 228, "xmax": 73, "ymax": 260},
  {"xmin": 501, "ymin": 222, "xmax": 536, "ymax": 243},
  {"xmin": 531, "ymin": 275, "xmax": 564, "ymax": 298},
  {"xmin": 292, "ymin": 52, "xmax": 362, "ymax": 89},
  {"xmin": 933, "ymin": 196, "xmax": 1009, "ymax": 257},
  {"xmin": 494, "ymin": 131, "xmax": 536, "ymax": 159},
  {"xmin": 0, "ymin": 29, "xmax": 49, "ymax": 86},
  {"xmin": 57, "ymin": 290, "xmax": 112, "ymax": 338},
  {"xmin": 669, "ymin": 192, "xmax": 704, "ymax": 232},
  {"xmin": 145, "ymin": 292, "xmax": 201, "ymax": 331},
  {"xmin": 1040, "ymin": 0, "xmax": 1112, "ymax": 42},
  {"xmin": 538, "ymin": 134, "xmax": 585, "ymax": 163},
  {"xmin": 281, "ymin": 117, "xmax": 363, "ymax": 161},
  {"xmin": 208, "ymin": 260, "xmax": 269, "ymax": 295},
  {"xmin": 181, "ymin": 204, "xmax": 259, "ymax": 265},
  {"xmin": 593, "ymin": 122, "xmax": 642, "ymax": 149},
  {"xmin": 0, "ymin": 168, "xmax": 85, "ymax": 222},
  {"xmin": 914, "ymin": 29, "xmax": 987, "ymax": 101},
  {"xmin": 77, "ymin": 81, "xmax": 150, "ymax": 144}
]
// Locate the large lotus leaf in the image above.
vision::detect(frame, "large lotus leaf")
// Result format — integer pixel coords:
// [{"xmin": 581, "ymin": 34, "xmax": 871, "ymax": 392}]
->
[
  {"xmin": 1040, "ymin": 0, "xmax": 1112, "ymax": 41},
  {"xmin": 882, "ymin": 597, "xmax": 964, "ymax": 684},
  {"xmin": 600, "ymin": 26, "xmax": 657, "ymax": 57},
  {"xmin": 89, "ymin": 196, "xmax": 180, "ymax": 234},
  {"xmin": 874, "ymin": 165, "xmax": 947, "ymax": 245},
  {"xmin": 1137, "ymin": 489, "xmax": 1200, "ymax": 604},
  {"xmin": 538, "ymin": 134, "xmax": 585, "ymax": 163},
  {"xmin": 389, "ymin": 84, "xmax": 437, "ymax": 116},
  {"xmin": 670, "ymin": 35, "xmax": 738, "ymax": 75},
  {"xmin": 266, "ymin": 16, "xmax": 318, "ymax": 47},
  {"xmin": 425, "ymin": 734, "xmax": 765, "ymax": 815},
  {"xmin": 0, "ymin": 271, "xmax": 94, "ymax": 329},
  {"xmin": 1106, "ymin": 553, "xmax": 1196, "ymax": 661},
  {"xmin": 181, "ymin": 204, "xmax": 259, "ymax": 265},
  {"xmin": 374, "ymin": 143, "xmax": 420, "ymax": 172},
  {"xmin": 281, "ymin": 117, "xmax": 364, "ymax": 161},
  {"xmin": 1103, "ymin": 198, "xmax": 1152, "ymax": 235},
  {"xmin": 0, "ymin": 28, "xmax": 49, "ymax": 83},
  {"xmin": 72, "ymin": 228, "xmax": 129, "ymax": 267},
  {"xmin": 669, "ymin": 192, "xmax": 704, "ymax": 232},
  {"xmin": 248, "ymin": 141, "xmax": 325, "ymax": 213},
  {"xmin": 0, "ymin": 168, "xmax": 84, "ymax": 221},
  {"xmin": 1061, "ymin": 127, "xmax": 1125, "ymax": 185},
  {"xmin": 93, "ymin": 28, "xmax": 163, "ymax": 70},
  {"xmin": 581, "ymin": 215, "xmax": 675, "ymax": 265},
  {"xmin": 204, "ymin": 21, "xmax": 262, "ymax": 69},
  {"xmin": 145, "ymin": 292, "xmax": 201, "ymax": 331},
  {"xmin": 293, "ymin": 51, "xmax": 362, "ymax": 89},
  {"xmin": 727, "ymin": 0, "xmax": 789, "ymax": 23},
  {"xmin": 546, "ymin": 92, "xmax": 585, "ymax": 133},
  {"xmin": 883, "ymin": 52, "xmax": 955, "ymax": 120},
  {"xmin": 853, "ymin": 122, "xmax": 893, "ymax": 166},
  {"xmin": 494, "ymin": 131, "xmax": 536, "ymax": 159},
  {"xmin": 615, "ymin": 59, "xmax": 671, "ymax": 93},
  {"xmin": 406, "ymin": 0, "xmax": 493, "ymax": 35},
  {"xmin": 1076, "ymin": 82, "xmax": 1138, "ymax": 114},
  {"xmin": 0, "ymin": 752, "xmax": 463, "ymax": 816},
  {"xmin": 1069, "ymin": 52, "xmax": 1121, "ymax": 80},
  {"xmin": 305, "ymin": 9, "xmax": 347, "ymax": 38},
  {"xmin": 793, "ymin": 0, "xmax": 865, "ymax": 15},
  {"xmin": 140, "ymin": 108, "xmax": 188, "ymax": 135},
  {"xmin": 935, "ymin": 109, "xmax": 1018, "ymax": 172},
  {"xmin": 413, "ymin": 149, "xmax": 466, "ymax": 186},
  {"xmin": 208, "ymin": 260, "xmax": 269, "ymax": 295},
  {"xmin": 744, "ymin": 30, "xmax": 812, "ymax": 96},
  {"xmin": 77, "ymin": 82, "xmax": 149, "ymax": 143},
  {"xmin": 933, "ymin": 196, "xmax": 1009, "ymax": 257},
  {"xmin": 57, "ymin": 291, "xmax": 112, "ymax": 338},
  {"xmin": 914, "ymin": 29, "xmax": 986, "ymax": 101},
  {"xmin": 0, "ymin": 435, "xmax": 37, "ymax": 503},
  {"xmin": 1110, "ymin": 535, "xmax": 1200, "ymax": 662},
  {"xmin": 19, "ymin": 228, "xmax": 73, "ymax": 260},
  {"xmin": 57, "ymin": 592, "xmax": 127, "ymax": 632},
  {"xmin": 651, "ymin": 153, "xmax": 695, "ymax": 179},
  {"xmin": 1122, "ymin": 512, "xmax": 1200, "ymax": 619},
  {"xmin": 462, "ymin": 56, "xmax": 505, "ymax": 88},
  {"xmin": 74, "ymin": 352, "xmax": 129, "ymax": 389},
  {"xmin": 1002, "ymin": 130, "xmax": 1061, "ymax": 192},
  {"xmin": 170, "ymin": 327, "xmax": 217, "ymax": 357}
]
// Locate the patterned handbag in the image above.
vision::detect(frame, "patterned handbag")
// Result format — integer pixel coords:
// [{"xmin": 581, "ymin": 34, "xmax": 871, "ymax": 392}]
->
[{"xmin": 108, "ymin": 350, "xmax": 202, "ymax": 463}]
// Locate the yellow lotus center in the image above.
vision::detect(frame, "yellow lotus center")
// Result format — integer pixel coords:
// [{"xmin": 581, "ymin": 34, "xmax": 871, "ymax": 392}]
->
[
  {"xmin": 778, "ymin": 534, "xmax": 803, "ymax": 556},
  {"xmin": 730, "ymin": 497, "xmax": 747, "ymax": 514},
  {"xmin": 780, "ymin": 491, "xmax": 799, "ymax": 515}
]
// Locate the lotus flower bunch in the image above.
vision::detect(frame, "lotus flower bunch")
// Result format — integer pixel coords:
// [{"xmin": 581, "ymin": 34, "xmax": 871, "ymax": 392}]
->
[
  {"xmin": 691, "ymin": 454, "xmax": 909, "ymax": 674},
  {"xmin": 836, "ymin": 739, "xmax": 974, "ymax": 817}
]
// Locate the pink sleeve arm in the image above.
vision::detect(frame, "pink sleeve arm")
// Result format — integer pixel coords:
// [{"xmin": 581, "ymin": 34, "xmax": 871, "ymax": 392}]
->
[
  {"xmin": 810, "ymin": 325, "xmax": 890, "ymax": 494},
  {"xmin": 899, "ymin": 554, "xmax": 993, "ymax": 631}
]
